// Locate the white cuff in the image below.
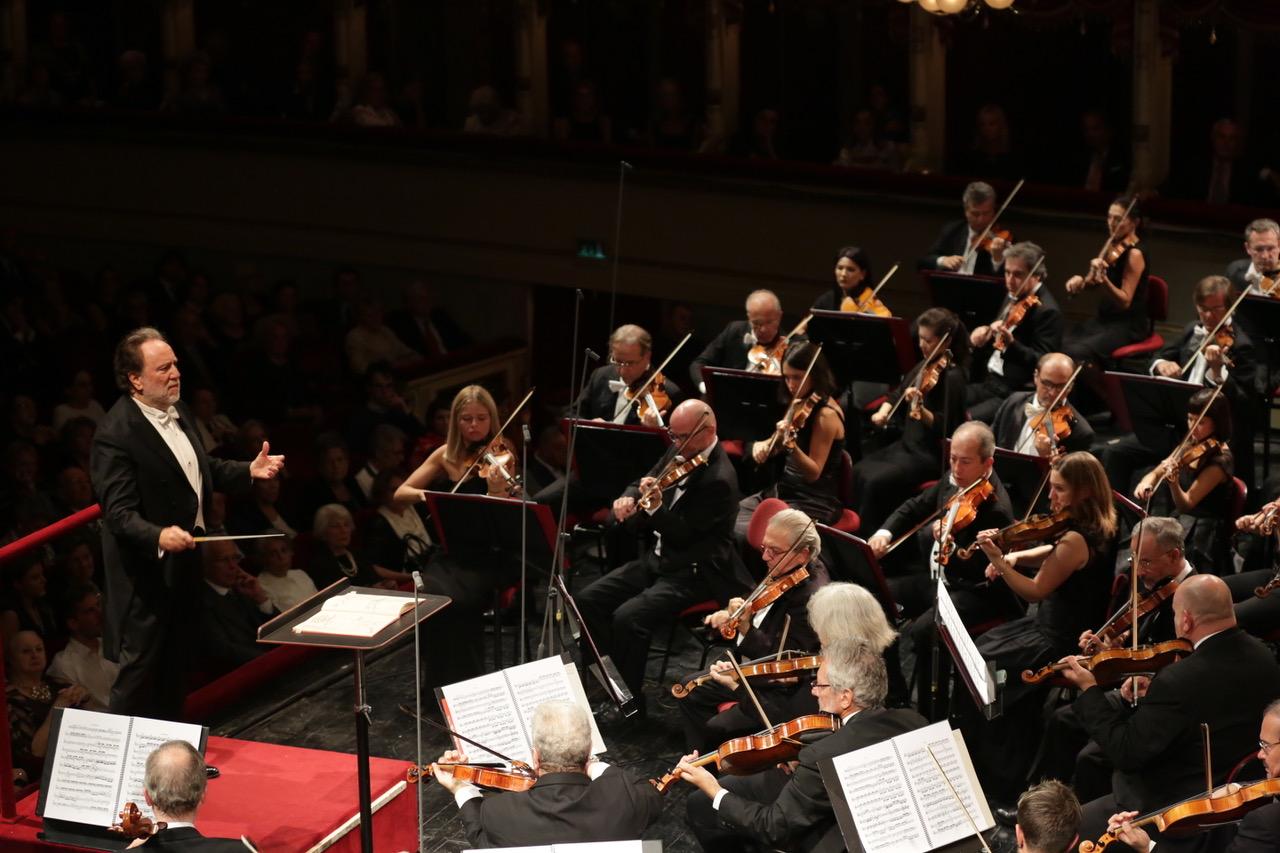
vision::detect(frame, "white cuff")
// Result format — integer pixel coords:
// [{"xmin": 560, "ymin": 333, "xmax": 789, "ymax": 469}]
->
[
  {"xmin": 586, "ymin": 760, "xmax": 609, "ymax": 780},
  {"xmin": 454, "ymin": 784, "xmax": 483, "ymax": 808},
  {"xmin": 1206, "ymin": 365, "xmax": 1228, "ymax": 385},
  {"xmin": 713, "ymin": 789, "xmax": 729, "ymax": 810},
  {"xmin": 874, "ymin": 528, "xmax": 893, "ymax": 541}
]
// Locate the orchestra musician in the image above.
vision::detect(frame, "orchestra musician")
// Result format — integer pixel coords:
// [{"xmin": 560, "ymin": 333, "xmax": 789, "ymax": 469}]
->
[
  {"xmin": 676, "ymin": 638, "xmax": 927, "ymax": 853},
  {"xmin": 962, "ymin": 451, "xmax": 1116, "ymax": 803},
  {"xmin": 1226, "ymin": 217, "xmax": 1280, "ymax": 296},
  {"xmin": 866, "ymin": 422, "xmax": 1017, "ymax": 719},
  {"xmin": 1062, "ymin": 195, "xmax": 1149, "ymax": 371},
  {"xmin": 575, "ymin": 400, "xmax": 752, "ymax": 718},
  {"xmin": 917, "ymin": 181, "xmax": 1008, "ymax": 276},
  {"xmin": 1013, "ymin": 780, "xmax": 1082, "ymax": 853},
  {"xmin": 1060, "ymin": 574, "xmax": 1280, "ymax": 843},
  {"xmin": 688, "ymin": 290, "xmax": 791, "ymax": 390},
  {"xmin": 812, "ymin": 246, "xmax": 890, "ymax": 315},
  {"xmin": 1227, "ymin": 499, "xmax": 1280, "ymax": 636},
  {"xmin": 856, "ymin": 307, "xmax": 969, "ymax": 533},
  {"xmin": 1133, "ymin": 388, "xmax": 1235, "ymax": 573},
  {"xmin": 966, "ymin": 241, "xmax": 1064, "ymax": 423},
  {"xmin": 395, "ymin": 384, "xmax": 524, "ymax": 690},
  {"xmin": 677, "ymin": 506, "xmax": 823, "ymax": 751},
  {"xmin": 991, "ymin": 352, "xmax": 1095, "ymax": 457},
  {"xmin": 736, "ymin": 344, "xmax": 846, "ymax": 539},
  {"xmin": 432, "ymin": 700, "xmax": 662, "ymax": 847},
  {"xmin": 1106, "ymin": 698, "xmax": 1280, "ymax": 853},
  {"xmin": 577, "ymin": 324, "xmax": 680, "ymax": 427}
]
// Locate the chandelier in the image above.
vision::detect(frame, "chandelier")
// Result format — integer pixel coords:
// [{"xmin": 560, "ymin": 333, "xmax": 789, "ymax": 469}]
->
[{"xmin": 897, "ymin": 0, "xmax": 1016, "ymax": 13}]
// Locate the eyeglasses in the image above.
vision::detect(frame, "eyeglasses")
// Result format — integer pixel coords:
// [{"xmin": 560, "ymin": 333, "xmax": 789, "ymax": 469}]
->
[
  {"xmin": 760, "ymin": 545, "xmax": 785, "ymax": 558},
  {"xmin": 609, "ymin": 358, "xmax": 643, "ymax": 368},
  {"xmin": 1260, "ymin": 738, "xmax": 1279, "ymax": 754},
  {"xmin": 812, "ymin": 682, "xmax": 832, "ymax": 691},
  {"xmin": 667, "ymin": 426, "xmax": 704, "ymax": 443}
]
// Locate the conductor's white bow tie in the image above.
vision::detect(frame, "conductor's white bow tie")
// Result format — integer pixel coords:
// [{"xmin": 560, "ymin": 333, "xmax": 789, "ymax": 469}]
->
[{"xmin": 155, "ymin": 406, "xmax": 181, "ymax": 428}]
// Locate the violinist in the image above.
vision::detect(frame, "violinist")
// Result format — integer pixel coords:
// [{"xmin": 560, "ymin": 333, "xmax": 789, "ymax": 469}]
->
[
  {"xmin": 432, "ymin": 700, "xmax": 662, "ymax": 848},
  {"xmin": 577, "ymin": 324, "xmax": 680, "ymax": 427},
  {"xmin": 992, "ymin": 352, "xmax": 1094, "ymax": 458},
  {"xmin": 917, "ymin": 181, "xmax": 1008, "ymax": 276},
  {"xmin": 689, "ymin": 290, "xmax": 793, "ymax": 390},
  {"xmin": 1062, "ymin": 196, "xmax": 1149, "ymax": 371},
  {"xmin": 1107, "ymin": 699, "xmax": 1280, "ymax": 853},
  {"xmin": 1060, "ymin": 575, "xmax": 1280, "ymax": 844},
  {"xmin": 1227, "ymin": 495, "xmax": 1280, "ymax": 637},
  {"xmin": 575, "ymin": 400, "xmax": 752, "ymax": 718},
  {"xmin": 1227, "ymin": 217, "xmax": 1280, "ymax": 296},
  {"xmin": 966, "ymin": 241, "xmax": 1064, "ymax": 423},
  {"xmin": 677, "ymin": 638, "xmax": 927, "ymax": 853},
  {"xmin": 678, "ymin": 507, "xmax": 822, "ymax": 751},
  {"xmin": 867, "ymin": 422, "xmax": 1016, "ymax": 718},
  {"xmin": 962, "ymin": 451, "xmax": 1117, "ymax": 804},
  {"xmin": 856, "ymin": 307, "xmax": 969, "ymax": 533},
  {"xmin": 1150, "ymin": 276, "xmax": 1257, "ymax": 393},
  {"xmin": 1014, "ymin": 781, "xmax": 1082, "ymax": 853},
  {"xmin": 736, "ymin": 344, "xmax": 846, "ymax": 538},
  {"xmin": 812, "ymin": 246, "xmax": 890, "ymax": 316},
  {"xmin": 129, "ymin": 741, "xmax": 245, "ymax": 851},
  {"xmin": 1134, "ymin": 388, "xmax": 1235, "ymax": 572},
  {"xmin": 395, "ymin": 384, "xmax": 523, "ymax": 689}
]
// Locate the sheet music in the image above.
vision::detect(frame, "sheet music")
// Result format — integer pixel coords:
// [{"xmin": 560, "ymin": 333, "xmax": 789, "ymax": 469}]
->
[
  {"xmin": 42, "ymin": 709, "xmax": 131, "ymax": 826},
  {"xmin": 440, "ymin": 671, "xmax": 531, "ymax": 766},
  {"xmin": 505, "ymin": 657, "xmax": 606, "ymax": 757},
  {"xmin": 112, "ymin": 716, "xmax": 204, "ymax": 819},
  {"xmin": 897, "ymin": 725, "xmax": 993, "ymax": 849},
  {"xmin": 936, "ymin": 580, "xmax": 996, "ymax": 705}
]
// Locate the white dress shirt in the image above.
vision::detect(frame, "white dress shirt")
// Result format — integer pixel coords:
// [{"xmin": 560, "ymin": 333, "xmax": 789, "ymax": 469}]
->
[
  {"xmin": 47, "ymin": 638, "xmax": 120, "ymax": 711},
  {"xmin": 133, "ymin": 398, "xmax": 204, "ymax": 531}
]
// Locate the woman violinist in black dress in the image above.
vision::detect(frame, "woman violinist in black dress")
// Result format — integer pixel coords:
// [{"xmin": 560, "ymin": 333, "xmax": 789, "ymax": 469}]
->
[{"xmin": 1063, "ymin": 195, "xmax": 1149, "ymax": 365}]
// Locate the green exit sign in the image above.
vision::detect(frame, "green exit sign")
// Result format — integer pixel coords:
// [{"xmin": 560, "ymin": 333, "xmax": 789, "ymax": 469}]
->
[{"xmin": 577, "ymin": 240, "xmax": 607, "ymax": 260}]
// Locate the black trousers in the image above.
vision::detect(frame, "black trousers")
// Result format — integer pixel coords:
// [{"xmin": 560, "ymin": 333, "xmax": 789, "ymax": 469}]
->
[
  {"xmin": 852, "ymin": 442, "xmax": 941, "ymax": 534},
  {"xmin": 686, "ymin": 766, "xmax": 791, "ymax": 853},
  {"xmin": 418, "ymin": 550, "xmax": 510, "ymax": 691},
  {"xmin": 1227, "ymin": 569, "xmax": 1280, "ymax": 636},
  {"xmin": 109, "ymin": 580, "xmax": 195, "ymax": 721},
  {"xmin": 677, "ymin": 675, "xmax": 812, "ymax": 753}
]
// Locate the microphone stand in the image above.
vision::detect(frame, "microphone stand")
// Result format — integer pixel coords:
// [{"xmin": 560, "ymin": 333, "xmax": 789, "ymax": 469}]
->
[
  {"xmin": 519, "ymin": 424, "xmax": 531, "ymax": 664},
  {"xmin": 410, "ymin": 570, "xmax": 425, "ymax": 853},
  {"xmin": 608, "ymin": 160, "xmax": 633, "ymax": 337}
]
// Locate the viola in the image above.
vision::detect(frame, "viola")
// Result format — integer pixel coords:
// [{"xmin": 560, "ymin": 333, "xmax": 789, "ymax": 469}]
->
[
  {"xmin": 638, "ymin": 452, "xmax": 708, "ymax": 511},
  {"xmin": 719, "ymin": 567, "xmax": 810, "ymax": 640},
  {"xmin": 1021, "ymin": 639, "xmax": 1192, "ymax": 687},
  {"xmin": 110, "ymin": 802, "xmax": 166, "ymax": 839},
  {"xmin": 651, "ymin": 713, "xmax": 840, "ymax": 793},
  {"xmin": 1087, "ymin": 576, "xmax": 1181, "ymax": 652},
  {"xmin": 626, "ymin": 373, "xmax": 672, "ymax": 424},
  {"xmin": 955, "ymin": 509, "xmax": 1072, "ymax": 561},
  {"xmin": 408, "ymin": 762, "xmax": 536, "ymax": 792},
  {"xmin": 840, "ymin": 288, "xmax": 892, "ymax": 318},
  {"xmin": 993, "ymin": 292, "xmax": 1039, "ymax": 352},
  {"xmin": 1079, "ymin": 778, "xmax": 1280, "ymax": 852},
  {"xmin": 937, "ymin": 478, "xmax": 995, "ymax": 565},
  {"xmin": 671, "ymin": 653, "xmax": 821, "ymax": 699}
]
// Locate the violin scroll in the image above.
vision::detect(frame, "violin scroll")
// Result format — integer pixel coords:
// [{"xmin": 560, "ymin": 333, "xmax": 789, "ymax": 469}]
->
[{"xmin": 110, "ymin": 802, "xmax": 166, "ymax": 839}]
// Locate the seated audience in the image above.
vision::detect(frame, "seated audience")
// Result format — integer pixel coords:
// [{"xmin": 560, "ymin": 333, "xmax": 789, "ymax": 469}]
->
[
  {"xmin": 390, "ymin": 279, "xmax": 472, "ymax": 357},
  {"xmin": 196, "ymin": 540, "xmax": 274, "ymax": 672},
  {"xmin": 6, "ymin": 630, "xmax": 88, "ymax": 784},
  {"xmin": 0, "ymin": 553, "xmax": 58, "ymax": 642},
  {"xmin": 364, "ymin": 469, "xmax": 432, "ymax": 586},
  {"xmin": 251, "ymin": 534, "xmax": 316, "ymax": 612},
  {"xmin": 308, "ymin": 504, "xmax": 391, "ymax": 589},
  {"xmin": 47, "ymin": 585, "xmax": 119, "ymax": 711},
  {"xmin": 346, "ymin": 363, "xmax": 425, "ymax": 453},
  {"xmin": 344, "ymin": 298, "xmax": 419, "ymax": 376},
  {"xmin": 354, "ymin": 423, "xmax": 407, "ymax": 502},
  {"xmin": 188, "ymin": 387, "xmax": 238, "ymax": 455},
  {"xmin": 51, "ymin": 368, "xmax": 105, "ymax": 430},
  {"xmin": 228, "ymin": 477, "xmax": 296, "ymax": 539},
  {"xmin": 299, "ymin": 434, "xmax": 367, "ymax": 522}
]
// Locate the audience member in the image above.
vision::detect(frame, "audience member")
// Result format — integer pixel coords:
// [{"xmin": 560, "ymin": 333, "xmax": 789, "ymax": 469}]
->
[
  {"xmin": 251, "ymin": 534, "xmax": 316, "ymax": 612},
  {"xmin": 300, "ymin": 434, "xmax": 367, "ymax": 522},
  {"xmin": 196, "ymin": 540, "xmax": 274, "ymax": 672},
  {"xmin": 53, "ymin": 465, "xmax": 95, "ymax": 518},
  {"xmin": 5, "ymin": 630, "xmax": 88, "ymax": 784},
  {"xmin": 308, "ymin": 503, "xmax": 392, "ymax": 589},
  {"xmin": 188, "ymin": 388, "xmax": 238, "ymax": 455},
  {"xmin": 463, "ymin": 85, "xmax": 524, "ymax": 135},
  {"xmin": 1076, "ymin": 110, "xmax": 1130, "ymax": 193},
  {"xmin": 351, "ymin": 72, "xmax": 401, "ymax": 127},
  {"xmin": 390, "ymin": 279, "xmax": 472, "ymax": 358},
  {"xmin": 51, "ymin": 369, "xmax": 105, "ymax": 430},
  {"xmin": 239, "ymin": 318, "xmax": 322, "ymax": 424},
  {"xmin": 553, "ymin": 80, "xmax": 612, "ymax": 144},
  {"xmin": 228, "ymin": 477, "xmax": 297, "ymax": 538},
  {"xmin": 1166, "ymin": 118, "xmax": 1275, "ymax": 206},
  {"xmin": 47, "ymin": 585, "xmax": 119, "ymax": 711},
  {"xmin": 834, "ymin": 107, "xmax": 898, "ymax": 170},
  {"xmin": 363, "ymin": 469, "xmax": 431, "ymax": 586},
  {"xmin": 355, "ymin": 423, "xmax": 407, "ymax": 501},
  {"xmin": 56, "ymin": 417, "xmax": 95, "ymax": 474},
  {"xmin": 728, "ymin": 107, "xmax": 781, "ymax": 160},
  {"xmin": 0, "ymin": 553, "xmax": 57, "ymax": 642},
  {"xmin": 956, "ymin": 103, "xmax": 1022, "ymax": 180},
  {"xmin": 645, "ymin": 77, "xmax": 700, "ymax": 151},
  {"xmin": 168, "ymin": 52, "xmax": 227, "ymax": 117},
  {"xmin": 345, "ymin": 298, "xmax": 420, "ymax": 376}
]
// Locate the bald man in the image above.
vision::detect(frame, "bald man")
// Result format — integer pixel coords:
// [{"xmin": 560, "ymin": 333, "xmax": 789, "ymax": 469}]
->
[
  {"xmin": 1061, "ymin": 575, "xmax": 1280, "ymax": 842},
  {"xmin": 575, "ymin": 400, "xmax": 752, "ymax": 716},
  {"xmin": 689, "ymin": 290, "xmax": 794, "ymax": 390}
]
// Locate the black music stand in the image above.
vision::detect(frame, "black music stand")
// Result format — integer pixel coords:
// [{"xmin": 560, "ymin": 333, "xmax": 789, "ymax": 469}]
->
[
  {"xmin": 700, "ymin": 366, "xmax": 787, "ymax": 441},
  {"xmin": 560, "ymin": 418, "xmax": 671, "ymax": 499},
  {"xmin": 258, "ymin": 579, "xmax": 450, "ymax": 853},
  {"xmin": 934, "ymin": 580, "xmax": 1004, "ymax": 722},
  {"xmin": 806, "ymin": 309, "xmax": 917, "ymax": 388},
  {"xmin": 815, "ymin": 525, "xmax": 901, "ymax": 623},
  {"xmin": 1237, "ymin": 295, "xmax": 1280, "ymax": 474},
  {"xmin": 424, "ymin": 491, "xmax": 560, "ymax": 573},
  {"xmin": 1103, "ymin": 372, "xmax": 1200, "ymax": 456},
  {"xmin": 993, "ymin": 448, "xmax": 1051, "ymax": 518},
  {"xmin": 924, "ymin": 270, "xmax": 1008, "ymax": 334}
]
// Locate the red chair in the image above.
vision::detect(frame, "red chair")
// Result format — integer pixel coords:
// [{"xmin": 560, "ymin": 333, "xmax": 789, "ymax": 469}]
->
[
  {"xmin": 654, "ymin": 599, "xmax": 721, "ymax": 682},
  {"xmin": 831, "ymin": 450, "xmax": 861, "ymax": 534},
  {"xmin": 1109, "ymin": 274, "xmax": 1168, "ymax": 365}
]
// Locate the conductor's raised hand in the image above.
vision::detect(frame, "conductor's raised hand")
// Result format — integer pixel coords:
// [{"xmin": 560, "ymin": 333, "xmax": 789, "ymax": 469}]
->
[
  {"xmin": 249, "ymin": 441, "xmax": 285, "ymax": 480},
  {"xmin": 158, "ymin": 526, "xmax": 195, "ymax": 553}
]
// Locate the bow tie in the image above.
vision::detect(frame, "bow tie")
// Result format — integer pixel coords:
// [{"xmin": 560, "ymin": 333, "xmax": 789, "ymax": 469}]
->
[
  {"xmin": 1024, "ymin": 401, "xmax": 1045, "ymax": 418},
  {"xmin": 608, "ymin": 380, "xmax": 628, "ymax": 393},
  {"xmin": 155, "ymin": 406, "xmax": 181, "ymax": 428}
]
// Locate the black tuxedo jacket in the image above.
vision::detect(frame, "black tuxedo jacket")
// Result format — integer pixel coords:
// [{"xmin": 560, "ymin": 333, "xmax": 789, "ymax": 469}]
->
[
  {"xmin": 91, "ymin": 396, "xmax": 251, "ymax": 661},
  {"xmin": 624, "ymin": 442, "xmax": 750, "ymax": 600},
  {"xmin": 1222, "ymin": 800, "xmax": 1280, "ymax": 853},
  {"xmin": 1226, "ymin": 258, "xmax": 1253, "ymax": 295},
  {"xmin": 991, "ymin": 390, "xmax": 1096, "ymax": 456},
  {"xmin": 690, "ymin": 320, "xmax": 758, "ymax": 384},
  {"xmin": 459, "ymin": 766, "xmax": 662, "ymax": 848},
  {"xmin": 971, "ymin": 288, "xmax": 1064, "ymax": 391},
  {"xmin": 1153, "ymin": 321, "xmax": 1259, "ymax": 406},
  {"xmin": 917, "ymin": 220, "xmax": 1000, "ymax": 276},
  {"xmin": 737, "ymin": 574, "xmax": 821, "ymax": 659},
  {"xmin": 195, "ymin": 583, "xmax": 272, "ymax": 672},
  {"xmin": 1074, "ymin": 627, "xmax": 1280, "ymax": 815},
  {"xmin": 881, "ymin": 475, "xmax": 1014, "ymax": 585},
  {"xmin": 576, "ymin": 364, "xmax": 682, "ymax": 426},
  {"xmin": 138, "ymin": 826, "xmax": 248, "ymax": 851},
  {"xmin": 717, "ymin": 706, "xmax": 928, "ymax": 851}
]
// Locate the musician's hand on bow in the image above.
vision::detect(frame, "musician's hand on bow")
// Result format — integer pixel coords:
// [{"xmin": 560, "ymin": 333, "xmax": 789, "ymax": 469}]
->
[
  {"xmin": 637, "ymin": 476, "xmax": 661, "ymax": 511},
  {"xmin": 989, "ymin": 236, "xmax": 1008, "ymax": 264},
  {"xmin": 1133, "ymin": 473, "xmax": 1157, "ymax": 502},
  {"xmin": 870, "ymin": 402, "xmax": 891, "ymax": 429},
  {"xmin": 1119, "ymin": 675, "xmax": 1150, "ymax": 704},
  {"xmin": 640, "ymin": 407, "xmax": 661, "ymax": 428},
  {"xmin": 674, "ymin": 751, "xmax": 721, "ymax": 798},
  {"xmin": 249, "ymin": 441, "xmax": 286, "ymax": 480},
  {"xmin": 867, "ymin": 531, "xmax": 891, "ymax": 557},
  {"xmin": 1064, "ymin": 274, "xmax": 1086, "ymax": 295},
  {"xmin": 1237, "ymin": 511, "xmax": 1263, "ymax": 532},
  {"xmin": 1078, "ymin": 629, "xmax": 1097, "ymax": 652},
  {"xmin": 1087, "ymin": 257, "xmax": 1109, "ymax": 282},
  {"xmin": 969, "ymin": 325, "xmax": 993, "ymax": 348},
  {"xmin": 938, "ymin": 255, "xmax": 964, "ymax": 272},
  {"xmin": 707, "ymin": 660, "xmax": 740, "ymax": 691},
  {"xmin": 158, "ymin": 526, "xmax": 196, "ymax": 553},
  {"xmin": 704, "ymin": 605, "xmax": 734, "ymax": 632},
  {"xmin": 613, "ymin": 495, "xmax": 637, "ymax": 522},
  {"xmin": 1151, "ymin": 359, "xmax": 1181, "ymax": 378},
  {"xmin": 751, "ymin": 439, "xmax": 773, "ymax": 465},
  {"xmin": 1059, "ymin": 655, "xmax": 1097, "ymax": 691},
  {"xmin": 1106, "ymin": 812, "xmax": 1149, "ymax": 850}
]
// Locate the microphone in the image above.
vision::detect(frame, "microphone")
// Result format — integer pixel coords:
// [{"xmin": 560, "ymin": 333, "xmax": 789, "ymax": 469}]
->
[
  {"xmin": 522, "ymin": 424, "xmax": 532, "ymax": 444},
  {"xmin": 585, "ymin": 347, "xmax": 601, "ymax": 362},
  {"xmin": 621, "ymin": 160, "xmax": 634, "ymax": 171},
  {"xmin": 410, "ymin": 568, "xmax": 425, "ymax": 849},
  {"xmin": 411, "ymin": 570, "xmax": 424, "ymax": 592}
]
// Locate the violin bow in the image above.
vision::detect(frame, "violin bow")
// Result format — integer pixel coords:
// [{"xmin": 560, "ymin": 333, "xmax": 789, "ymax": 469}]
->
[
  {"xmin": 397, "ymin": 704, "xmax": 531, "ymax": 771},
  {"xmin": 1021, "ymin": 364, "xmax": 1084, "ymax": 520},
  {"xmin": 1180, "ymin": 284, "xmax": 1249, "ymax": 377},
  {"xmin": 726, "ymin": 519, "xmax": 817, "ymax": 627},
  {"xmin": 776, "ymin": 614, "xmax": 791, "ymax": 661},
  {"xmin": 622, "ymin": 331, "xmax": 692, "ymax": 419},
  {"xmin": 925, "ymin": 746, "xmax": 994, "ymax": 853},
  {"xmin": 1146, "ymin": 383, "xmax": 1224, "ymax": 514},
  {"xmin": 641, "ymin": 409, "xmax": 712, "ymax": 506},
  {"xmin": 883, "ymin": 332, "xmax": 951, "ymax": 423},
  {"xmin": 883, "ymin": 474, "xmax": 989, "ymax": 558},
  {"xmin": 764, "ymin": 344, "xmax": 824, "ymax": 457},
  {"xmin": 962, "ymin": 177, "xmax": 1024, "ymax": 266},
  {"xmin": 450, "ymin": 386, "xmax": 536, "ymax": 494},
  {"xmin": 724, "ymin": 649, "xmax": 776, "ymax": 733},
  {"xmin": 999, "ymin": 254, "xmax": 1045, "ymax": 323},
  {"xmin": 867, "ymin": 263, "xmax": 899, "ymax": 307}
]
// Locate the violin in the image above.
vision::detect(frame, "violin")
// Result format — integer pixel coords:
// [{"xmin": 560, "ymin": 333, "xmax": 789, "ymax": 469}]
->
[
  {"xmin": 937, "ymin": 478, "xmax": 995, "ymax": 565},
  {"xmin": 1255, "ymin": 570, "xmax": 1280, "ymax": 599},
  {"xmin": 651, "ymin": 713, "xmax": 840, "ymax": 792},
  {"xmin": 1099, "ymin": 232, "xmax": 1140, "ymax": 268},
  {"xmin": 840, "ymin": 288, "xmax": 892, "ymax": 318},
  {"xmin": 972, "ymin": 226, "xmax": 1012, "ymax": 254},
  {"xmin": 1087, "ymin": 576, "xmax": 1181, "ymax": 652},
  {"xmin": 1079, "ymin": 778, "xmax": 1280, "ymax": 852},
  {"xmin": 1021, "ymin": 639, "xmax": 1192, "ymax": 687},
  {"xmin": 407, "ymin": 762, "xmax": 537, "ymax": 792},
  {"xmin": 460, "ymin": 435, "xmax": 522, "ymax": 496},
  {"xmin": 1256, "ymin": 272, "xmax": 1280, "ymax": 299},
  {"xmin": 763, "ymin": 393, "xmax": 822, "ymax": 459},
  {"xmin": 110, "ymin": 802, "xmax": 166, "ymax": 839},
  {"xmin": 747, "ymin": 314, "xmax": 813, "ymax": 375},
  {"xmin": 671, "ymin": 653, "xmax": 821, "ymax": 699},
  {"xmin": 1165, "ymin": 438, "xmax": 1224, "ymax": 479},
  {"xmin": 638, "ymin": 452, "xmax": 708, "ymax": 511},
  {"xmin": 955, "ymin": 509, "xmax": 1072, "ymax": 561},
  {"xmin": 994, "ymin": 292, "xmax": 1039, "ymax": 352},
  {"xmin": 626, "ymin": 374, "xmax": 672, "ymax": 424},
  {"xmin": 1028, "ymin": 404, "xmax": 1075, "ymax": 452},
  {"xmin": 719, "ymin": 567, "xmax": 810, "ymax": 640},
  {"xmin": 911, "ymin": 350, "xmax": 951, "ymax": 421}
]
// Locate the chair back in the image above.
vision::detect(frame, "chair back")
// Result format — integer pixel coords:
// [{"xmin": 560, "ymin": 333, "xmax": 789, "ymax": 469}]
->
[{"xmin": 747, "ymin": 498, "xmax": 791, "ymax": 551}]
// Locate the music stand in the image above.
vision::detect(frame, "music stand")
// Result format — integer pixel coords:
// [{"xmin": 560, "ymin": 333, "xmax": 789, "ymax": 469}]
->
[
  {"xmin": 700, "ymin": 366, "xmax": 788, "ymax": 441},
  {"xmin": 423, "ymin": 491, "xmax": 560, "ymax": 573},
  {"xmin": 934, "ymin": 580, "xmax": 1003, "ymax": 721},
  {"xmin": 258, "ymin": 579, "xmax": 450, "ymax": 853},
  {"xmin": 993, "ymin": 448, "xmax": 1051, "ymax": 519},
  {"xmin": 806, "ymin": 309, "xmax": 917, "ymax": 388},
  {"xmin": 815, "ymin": 525, "xmax": 901, "ymax": 623},
  {"xmin": 923, "ymin": 270, "xmax": 1008, "ymax": 334},
  {"xmin": 560, "ymin": 418, "xmax": 671, "ymax": 499},
  {"xmin": 1237, "ymin": 296, "xmax": 1280, "ymax": 474},
  {"xmin": 1103, "ymin": 372, "xmax": 1199, "ymax": 455}
]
